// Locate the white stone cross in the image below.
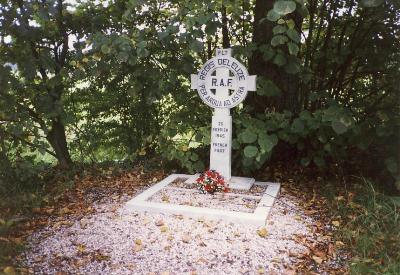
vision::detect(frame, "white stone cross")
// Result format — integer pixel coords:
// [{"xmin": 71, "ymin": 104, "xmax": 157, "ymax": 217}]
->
[{"xmin": 191, "ymin": 48, "xmax": 257, "ymax": 189}]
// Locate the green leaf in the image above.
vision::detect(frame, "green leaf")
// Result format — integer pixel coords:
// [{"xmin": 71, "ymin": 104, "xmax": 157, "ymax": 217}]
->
[
  {"xmin": 262, "ymin": 46, "xmax": 275, "ymax": 61},
  {"xmin": 190, "ymin": 40, "xmax": 203, "ymax": 52},
  {"xmin": 190, "ymin": 153, "xmax": 199, "ymax": 161},
  {"xmin": 273, "ymin": 53, "xmax": 287, "ymax": 66},
  {"xmin": 158, "ymin": 31, "xmax": 169, "ymax": 40},
  {"xmin": 332, "ymin": 121, "xmax": 347, "ymax": 134},
  {"xmin": 273, "ymin": 1, "xmax": 297, "ymax": 15},
  {"xmin": 277, "ymin": 18, "xmax": 286, "ymax": 24},
  {"xmin": 385, "ymin": 157, "xmax": 398, "ymax": 174},
  {"xmin": 232, "ymin": 139, "xmax": 240, "ymax": 150},
  {"xmin": 117, "ymin": 52, "xmax": 129, "ymax": 62},
  {"xmin": 287, "ymin": 42, "xmax": 299, "ymax": 55},
  {"xmin": 286, "ymin": 29, "xmax": 300, "ymax": 43},
  {"xmin": 205, "ymin": 21, "xmax": 218, "ymax": 35},
  {"xmin": 291, "ymin": 118, "xmax": 304, "ymax": 133},
  {"xmin": 273, "ymin": 25, "xmax": 287, "ymax": 35},
  {"xmin": 300, "ymin": 157, "xmax": 310, "ymax": 166},
  {"xmin": 137, "ymin": 41, "xmax": 147, "ymax": 48},
  {"xmin": 137, "ymin": 47, "xmax": 149, "ymax": 57},
  {"xmin": 241, "ymin": 130, "xmax": 258, "ymax": 143},
  {"xmin": 360, "ymin": 0, "xmax": 384, "ymax": 7},
  {"xmin": 244, "ymin": 145, "xmax": 259, "ymax": 158},
  {"xmin": 284, "ymin": 58, "xmax": 301, "ymax": 74},
  {"xmin": 258, "ymin": 79, "xmax": 281, "ymax": 96},
  {"xmin": 266, "ymin": 10, "xmax": 280, "ymax": 22},
  {"xmin": 313, "ymin": 156, "xmax": 325, "ymax": 167},
  {"xmin": 286, "ymin": 19, "xmax": 295, "ymax": 29},
  {"xmin": 101, "ymin": 44, "xmax": 111, "ymax": 54},
  {"xmin": 271, "ymin": 35, "xmax": 288, "ymax": 47},
  {"xmin": 258, "ymin": 133, "xmax": 278, "ymax": 152}
]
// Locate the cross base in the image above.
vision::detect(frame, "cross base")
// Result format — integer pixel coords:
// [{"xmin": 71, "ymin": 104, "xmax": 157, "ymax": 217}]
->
[{"xmin": 184, "ymin": 174, "xmax": 255, "ymax": 191}]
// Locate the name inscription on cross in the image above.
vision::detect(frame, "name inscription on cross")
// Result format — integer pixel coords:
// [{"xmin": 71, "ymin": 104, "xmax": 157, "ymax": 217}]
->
[{"xmin": 191, "ymin": 48, "xmax": 256, "ymax": 189}]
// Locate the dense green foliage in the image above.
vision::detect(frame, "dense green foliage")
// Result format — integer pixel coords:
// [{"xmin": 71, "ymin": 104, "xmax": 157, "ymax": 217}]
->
[{"xmin": 0, "ymin": 0, "xmax": 399, "ymax": 190}]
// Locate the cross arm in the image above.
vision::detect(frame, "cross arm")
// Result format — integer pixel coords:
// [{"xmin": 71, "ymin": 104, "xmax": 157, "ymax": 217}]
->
[
  {"xmin": 247, "ymin": 75, "xmax": 257, "ymax": 91},
  {"xmin": 190, "ymin": 74, "xmax": 197, "ymax": 90}
]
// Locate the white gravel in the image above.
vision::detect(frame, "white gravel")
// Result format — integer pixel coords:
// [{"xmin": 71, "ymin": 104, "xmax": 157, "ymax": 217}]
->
[
  {"xmin": 148, "ymin": 187, "xmax": 260, "ymax": 213},
  {"xmin": 21, "ymin": 191, "xmax": 313, "ymax": 274}
]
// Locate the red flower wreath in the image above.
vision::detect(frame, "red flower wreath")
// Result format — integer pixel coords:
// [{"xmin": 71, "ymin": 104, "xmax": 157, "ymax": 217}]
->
[{"xmin": 195, "ymin": 170, "xmax": 228, "ymax": 194}]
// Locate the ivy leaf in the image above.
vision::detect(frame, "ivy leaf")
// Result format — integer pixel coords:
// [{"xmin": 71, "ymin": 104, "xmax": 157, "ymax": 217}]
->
[
  {"xmin": 273, "ymin": 1, "xmax": 297, "ymax": 15},
  {"xmin": 244, "ymin": 145, "xmax": 259, "ymax": 158}
]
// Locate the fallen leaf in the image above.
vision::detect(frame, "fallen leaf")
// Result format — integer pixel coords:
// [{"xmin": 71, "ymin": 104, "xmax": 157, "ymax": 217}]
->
[
  {"xmin": 312, "ymin": 255, "xmax": 323, "ymax": 264},
  {"xmin": 77, "ymin": 244, "xmax": 86, "ymax": 253},
  {"xmin": 335, "ymin": 240, "xmax": 345, "ymax": 246},
  {"xmin": 332, "ymin": 220, "xmax": 340, "ymax": 227},
  {"xmin": 335, "ymin": 196, "xmax": 345, "ymax": 201},
  {"xmin": 257, "ymin": 228, "xmax": 268, "ymax": 238},
  {"xmin": 161, "ymin": 195, "xmax": 170, "ymax": 202},
  {"xmin": 258, "ymin": 267, "xmax": 265, "ymax": 274},
  {"xmin": 182, "ymin": 234, "xmax": 191, "ymax": 243},
  {"xmin": 135, "ymin": 239, "xmax": 142, "ymax": 245},
  {"xmin": 313, "ymin": 249, "xmax": 326, "ymax": 259},
  {"xmin": 134, "ymin": 244, "xmax": 142, "ymax": 252},
  {"xmin": 3, "ymin": 266, "xmax": 16, "ymax": 275},
  {"xmin": 328, "ymin": 243, "xmax": 335, "ymax": 256},
  {"xmin": 160, "ymin": 225, "xmax": 168, "ymax": 232},
  {"xmin": 198, "ymin": 240, "xmax": 207, "ymax": 247},
  {"xmin": 197, "ymin": 257, "xmax": 207, "ymax": 263}
]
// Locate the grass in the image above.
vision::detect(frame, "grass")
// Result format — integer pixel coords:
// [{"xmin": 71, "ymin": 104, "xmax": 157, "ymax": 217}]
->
[{"xmin": 324, "ymin": 178, "xmax": 400, "ymax": 274}]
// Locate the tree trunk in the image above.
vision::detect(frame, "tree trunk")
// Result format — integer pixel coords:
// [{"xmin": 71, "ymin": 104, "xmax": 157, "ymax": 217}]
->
[
  {"xmin": 248, "ymin": 0, "xmax": 302, "ymax": 114},
  {"xmin": 47, "ymin": 118, "xmax": 73, "ymax": 168},
  {"xmin": 221, "ymin": 5, "xmax": 230, "ymax": 48}
]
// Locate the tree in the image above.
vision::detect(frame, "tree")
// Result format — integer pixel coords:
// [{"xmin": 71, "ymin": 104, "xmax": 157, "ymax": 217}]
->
[{"xmin": 0, "ymin": 0, "xmax": 94, "ymax": 167}]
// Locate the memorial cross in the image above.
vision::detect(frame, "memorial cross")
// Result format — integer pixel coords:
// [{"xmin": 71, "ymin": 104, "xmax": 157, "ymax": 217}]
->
[{"xmin": 191, "ymin": 48, "xmax": 256, "ymax": 184}]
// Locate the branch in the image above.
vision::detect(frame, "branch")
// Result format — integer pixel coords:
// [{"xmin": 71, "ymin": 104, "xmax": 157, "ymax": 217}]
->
[{"xmin": 0, "ymin": 128, "xmax": 57, "ymax": 157}]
